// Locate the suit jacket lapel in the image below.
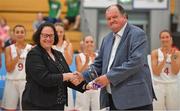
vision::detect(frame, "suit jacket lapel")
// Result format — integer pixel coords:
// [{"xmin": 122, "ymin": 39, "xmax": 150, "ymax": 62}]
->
[
  {"xmin": 104, "ymin": 33, "xmax": 114, "ymax": 72},
  {"xmin": 114, "ymin": 23, "xmax": 130, "ymax": 55},
  {"xmin": 118, "ymin": 23, "xmax": 130, "ymax": 49},
  {"xmin": 108, "ymin": 23, "xmax": 130, "ymax": 68}
]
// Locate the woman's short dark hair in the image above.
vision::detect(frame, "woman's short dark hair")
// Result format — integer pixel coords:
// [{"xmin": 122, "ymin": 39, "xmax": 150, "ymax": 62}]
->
[{"xmin": 33, "ymin": 22, "xmax": 58, "ymax": 46}]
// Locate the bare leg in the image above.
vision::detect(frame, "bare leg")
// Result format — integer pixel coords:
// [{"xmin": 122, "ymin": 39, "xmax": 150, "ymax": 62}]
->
[
  {"xmin": 63, "ymin": 18, "xmax": 69, "ymax": 30},
  {"xmin": 73, "ymin": 15, "xmax": 80, "ymax": 30}
]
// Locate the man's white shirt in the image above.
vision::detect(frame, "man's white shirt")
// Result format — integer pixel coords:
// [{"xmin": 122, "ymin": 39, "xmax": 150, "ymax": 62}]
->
[{"xmin": 106, "ymin": 23, "xmax": 127, "ymax": 94}]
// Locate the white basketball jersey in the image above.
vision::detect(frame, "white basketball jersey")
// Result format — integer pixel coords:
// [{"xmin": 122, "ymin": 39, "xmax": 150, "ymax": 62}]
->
[
  {"xmin": 52, "ymin": 45, "xmax": 64, "ymax": 54},
  {"xmin": 153, "ymin": 48, "xmax": 178, "ymax": 83},
  {"xmin": 52, "ymin": 42, "xmax": 68, "ymax": 57},
  {"xmin": 6, "ymin": 44, "xmax": 32, "ymax": 80}
]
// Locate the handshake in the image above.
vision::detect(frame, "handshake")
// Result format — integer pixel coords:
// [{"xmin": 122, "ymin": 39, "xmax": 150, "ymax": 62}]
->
[{"xmin": 64, "ymin": 70, "xmax": 103, "ymax": 90}]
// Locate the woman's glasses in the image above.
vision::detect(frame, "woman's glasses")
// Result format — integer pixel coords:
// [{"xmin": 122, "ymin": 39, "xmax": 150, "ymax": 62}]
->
[{"xmin": 41, "ymin": 33, "xmax": 54, "ymax": 39}]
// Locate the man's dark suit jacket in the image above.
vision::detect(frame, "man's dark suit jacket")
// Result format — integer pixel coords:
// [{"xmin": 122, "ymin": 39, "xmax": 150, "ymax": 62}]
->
[{"xmin": 22, "ymin": 45, "xmax": 85, "ymax": 108}]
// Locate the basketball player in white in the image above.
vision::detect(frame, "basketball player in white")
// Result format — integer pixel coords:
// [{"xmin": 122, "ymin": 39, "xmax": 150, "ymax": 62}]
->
[
  {"xmin": 75, "ymin": 36, "xmax": 100, "ymax": 111},
  {"xmin": 1, "ymin": 25, "xmax": 32, "ymax": 110},
  {"xmin": 151, "ymin": 30, "xmax": 180, "ymax": 110}
]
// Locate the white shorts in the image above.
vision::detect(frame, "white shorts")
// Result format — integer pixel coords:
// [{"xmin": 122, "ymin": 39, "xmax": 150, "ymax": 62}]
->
[
  {"xmin": 75, "ymin": 89, "xmax": 100, "ymax": 111},
  {"xmin": 153, "ymin": 81, "xmax": 180, "ymax": 110},
  {"xmin": 1, "ymin": 79, "xmax": 26, "ymax": 110}
]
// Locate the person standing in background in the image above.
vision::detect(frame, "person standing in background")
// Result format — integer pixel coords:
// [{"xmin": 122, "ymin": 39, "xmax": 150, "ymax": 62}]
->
[
  {"xmin": 47, "ymin": 0, "xmax": 61, "ymax": 23},
  {"xmin": 63, "ymin": 0, "xmax": 80, "ymax": 30},
  {"xmin": 53, "ymin": 23, "xmax": 73, "ymax": 65},
  {"xmin": 1, "ymin": 25, "xmax": 32, "ymax": 110},
  {"xmin": 75, "ymin": 36, "xmax": 100, "ymax": 111},
  {"xmin": 0, "ymin": 39, "xmax": 2, "ymax": 68},
  {"xmin": 32, "ymin": 12, "xmax": 45, "ymax": 32},
  {"xmin": 151, "ymin": 30, "xmax": 180, "ymax": 110},
  {"xmin": 0, "ymin": 17, "xmax": 11, "ymax": 48}
]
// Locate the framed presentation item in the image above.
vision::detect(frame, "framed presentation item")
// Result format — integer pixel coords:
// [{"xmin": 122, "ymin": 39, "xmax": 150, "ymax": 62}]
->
[
  {"xmin": 133, "ymin": 0, "xmax": 168, "ymax": 9},
  {"xmin": 83, "ymin": 0, "xmax": 117, "ymax": 8}
]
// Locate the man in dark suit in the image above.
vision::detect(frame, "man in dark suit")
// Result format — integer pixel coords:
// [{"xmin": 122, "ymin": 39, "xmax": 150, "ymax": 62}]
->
[{"xmin": 83, "ymin": 4, "xmax": 156, "ymax": 110}]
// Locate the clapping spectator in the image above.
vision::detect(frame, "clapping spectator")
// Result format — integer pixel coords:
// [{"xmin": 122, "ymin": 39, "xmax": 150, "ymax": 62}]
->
[
  {"xmin": 151, "ymin": 30, "xmax": 180, "ymax": 110},
  {"xmin": 0, "ymin": 17, "xmax": 11, "ymax": 48}
]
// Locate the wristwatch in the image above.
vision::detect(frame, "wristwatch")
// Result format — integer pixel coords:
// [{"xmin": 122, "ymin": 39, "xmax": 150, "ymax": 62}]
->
[{"xmin": 172, "ymin": 55, "xmax": 177, "ymax": 60}]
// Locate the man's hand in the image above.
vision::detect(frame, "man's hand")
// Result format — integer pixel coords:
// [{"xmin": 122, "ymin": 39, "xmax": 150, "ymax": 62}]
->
[
  {"xmin": 86, "ymin": 81, "xmax": 101, "ymax": 90},
  {"xmin": 94, "ymin": 75, "xmax": 110, "ymax": 88}
]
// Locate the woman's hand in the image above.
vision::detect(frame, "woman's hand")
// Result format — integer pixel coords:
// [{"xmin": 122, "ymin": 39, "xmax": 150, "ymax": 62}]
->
[
  {"xmin": 161, "ymin": 48, "xmax": 168, "ymax": 60},
  {"xmin": 63, "ymin": 72, "xmax": 83, "ymax": 86}
]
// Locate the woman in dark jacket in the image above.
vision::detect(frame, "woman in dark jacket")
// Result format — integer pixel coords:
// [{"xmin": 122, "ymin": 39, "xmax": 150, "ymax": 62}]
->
[{"xmin": 22, "ymin": 22, "xmax": 86, "ymax": 110}]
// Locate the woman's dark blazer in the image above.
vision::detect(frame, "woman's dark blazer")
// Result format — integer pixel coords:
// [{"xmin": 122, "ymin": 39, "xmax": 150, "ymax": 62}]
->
[{"xmin": 22, "ymin": 45, "xmax": 85, "ymax": 107}]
